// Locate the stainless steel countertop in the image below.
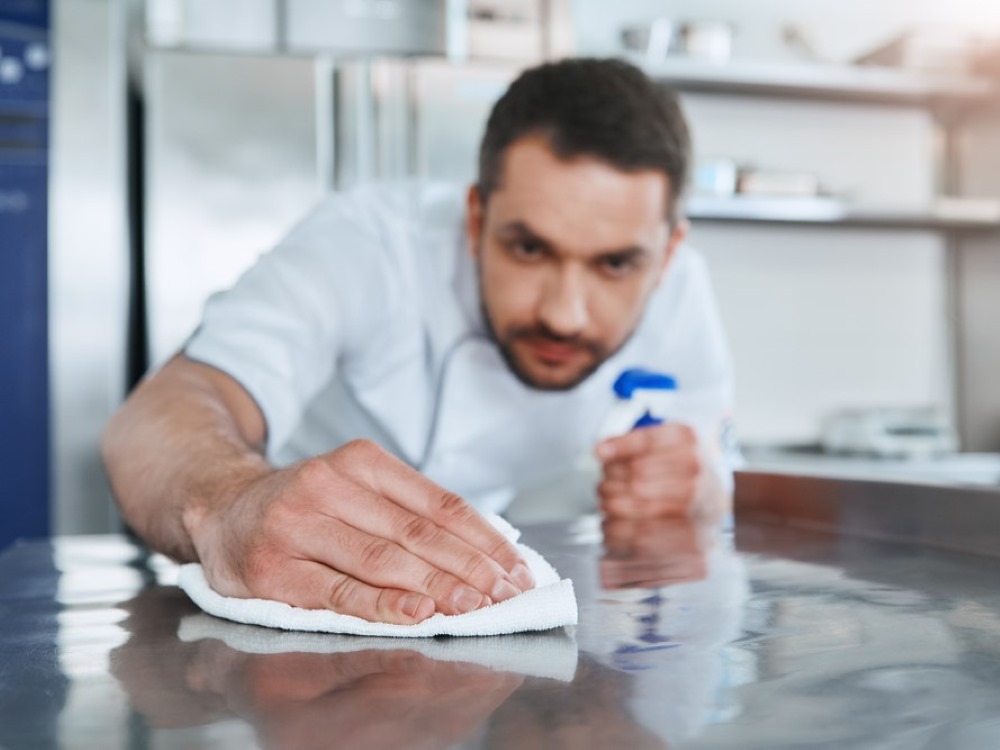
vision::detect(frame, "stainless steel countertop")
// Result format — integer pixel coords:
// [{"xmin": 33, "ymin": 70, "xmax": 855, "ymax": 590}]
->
[{"xmin": 4, "ymin": 514, "xmax": 1000, "ymax": 749}]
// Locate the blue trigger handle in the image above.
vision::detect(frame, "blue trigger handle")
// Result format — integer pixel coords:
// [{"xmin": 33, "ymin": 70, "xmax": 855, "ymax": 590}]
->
[{"xmin": 633, "ymin": 410, "xmax": 664, "ymax": 430}]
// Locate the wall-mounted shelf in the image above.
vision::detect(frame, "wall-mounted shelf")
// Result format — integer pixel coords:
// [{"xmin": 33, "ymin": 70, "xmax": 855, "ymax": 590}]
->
[
  {"xmin": 630, "ymin": 55, "xmax": 998, "ymax": 107},
  {"xmin": 687, "ymin": 195, "xmax": 1000, "ymax": 231}
]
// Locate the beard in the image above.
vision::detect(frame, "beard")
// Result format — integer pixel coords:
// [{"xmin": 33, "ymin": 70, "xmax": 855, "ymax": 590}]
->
[{"xmin": 477, "ymin": 265, "xmax": 635, "ymax": 392}]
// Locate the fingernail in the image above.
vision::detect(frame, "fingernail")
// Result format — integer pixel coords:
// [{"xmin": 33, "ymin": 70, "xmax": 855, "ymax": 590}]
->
[
  {"xmin": 491, "ymin": 578, "xmax": 520, "ymax": 602},
  {"xmin": 596, "ymin": 443, "xmax": 614, "ymax": 460},
  {"xmin": 511, "ymin": 563, "xmax": 535, "ymax": 591},
  {"xmin": 452, "ymin": 587, "xmax": 485, "ymax": 613},
  {"xmin": 401, "ymin": 594, "xmax": 434, "ymax": 620}
]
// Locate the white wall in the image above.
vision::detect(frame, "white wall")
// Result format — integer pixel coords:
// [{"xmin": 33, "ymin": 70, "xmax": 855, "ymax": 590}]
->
[{"xmin": 573, "ymin": 0, "xmax": 1000, "ymax": 446}]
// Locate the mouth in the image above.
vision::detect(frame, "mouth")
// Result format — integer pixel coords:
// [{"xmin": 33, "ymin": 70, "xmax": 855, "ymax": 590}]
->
[{"xmin": 523, "ymin": 338, "xmax": 589, "ymax": 366}]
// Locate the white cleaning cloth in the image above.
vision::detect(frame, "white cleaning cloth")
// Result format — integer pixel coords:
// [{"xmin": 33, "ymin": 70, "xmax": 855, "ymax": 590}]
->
[
  {"xmin": 178, "ymin": 614, "xmax": 578, "ymax": 681},
  {"xmin": 178, "ymin": 515, "xmax": 577, "ymax": 638}
]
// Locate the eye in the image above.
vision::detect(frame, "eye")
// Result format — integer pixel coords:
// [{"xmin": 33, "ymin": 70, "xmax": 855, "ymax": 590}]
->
[
  {"xmin": 598, "ymin": 254, "xmax": 641, "ymax": 278},
  {"xmin": 508, "ymin": 239, "xmax": 545, "ymax": 260}
]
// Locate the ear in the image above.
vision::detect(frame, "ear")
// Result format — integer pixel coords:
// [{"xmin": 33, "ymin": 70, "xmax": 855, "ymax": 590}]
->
[
  {"xmin": 465, "ymin": 184, "xmax": 484, "ymax": 259},
  {"xmin": 657, "ymin": 218, "xmax": 688, "ymax": 286}
]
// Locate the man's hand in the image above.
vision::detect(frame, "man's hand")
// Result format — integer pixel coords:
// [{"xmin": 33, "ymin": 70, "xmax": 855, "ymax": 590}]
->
[
  {"xmin": 183, "ymin": 439, "xmax": 535, "ymax": 626},
  {"xmin": 594, "ymin": 423, "xmax": 730, "ymax": 520}
]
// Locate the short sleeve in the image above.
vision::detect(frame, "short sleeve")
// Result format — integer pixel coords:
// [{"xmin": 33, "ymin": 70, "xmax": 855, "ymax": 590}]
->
[{"xmin": 184, "ymin": 191, "xmax": 398, "ymax": 452}]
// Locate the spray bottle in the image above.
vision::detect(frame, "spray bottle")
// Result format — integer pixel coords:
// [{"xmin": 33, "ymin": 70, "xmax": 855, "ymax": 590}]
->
[{"xmin": 598, "ymin": 368, "xmax": 678, "ymax": 441}]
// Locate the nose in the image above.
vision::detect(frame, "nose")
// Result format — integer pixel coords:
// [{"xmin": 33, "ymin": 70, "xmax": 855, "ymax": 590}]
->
[{"xmin": 537, "ymin": 266, "xmax": 589, "ymax": 338}]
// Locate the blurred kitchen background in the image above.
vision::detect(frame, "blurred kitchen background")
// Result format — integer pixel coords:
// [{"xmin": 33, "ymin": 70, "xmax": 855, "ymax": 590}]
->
[{"xmin": 5, "ymin": 0, "xmax": 1000, "ymax": 545}]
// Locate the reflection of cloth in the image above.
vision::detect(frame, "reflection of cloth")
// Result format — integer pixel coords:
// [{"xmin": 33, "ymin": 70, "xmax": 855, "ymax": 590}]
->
[
  {"xmin": 179, "ymin": 515, "xmax": 577, "ymax": 638},
  {"xmin": 178, "ymin": 614, "xmax": 578, "ymax": 682},
  {"xmin": 184, "ymin": 182, "xmax": 735, "ymax": 512}
]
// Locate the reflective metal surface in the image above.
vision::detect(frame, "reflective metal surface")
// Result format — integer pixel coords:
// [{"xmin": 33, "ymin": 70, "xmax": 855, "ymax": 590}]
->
[{"xmin": 4, "ymin": 512, "xmax": 1000, "ymax": 748}]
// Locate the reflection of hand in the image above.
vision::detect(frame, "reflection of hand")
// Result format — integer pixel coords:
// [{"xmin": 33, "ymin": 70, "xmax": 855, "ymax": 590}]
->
[
  {"xmin": 595, "ymin": 423, "xmax": 730, "ymax": 520},
  {"xmin": 203, "ymin": 647, "xmax": 523, "ymax": 750},
  {"xmin": 599, "ymin": 515, "xmax": 713, "ymax": 590},
  {"xmin": 110, "ymin": 587, "xmax": 523, "ymax": 749},
  {"xmin": 188, "ymin": 438, "xmax": 534, "ymax": 625}
]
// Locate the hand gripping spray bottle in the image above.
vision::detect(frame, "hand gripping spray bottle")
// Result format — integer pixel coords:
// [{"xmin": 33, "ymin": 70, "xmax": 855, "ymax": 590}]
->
[{"xmin": 598, "ymin": 368, "xmax": 680, "ymax": 670}]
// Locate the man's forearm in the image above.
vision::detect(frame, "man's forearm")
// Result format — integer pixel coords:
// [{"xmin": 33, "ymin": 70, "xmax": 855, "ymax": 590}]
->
[{"xmin": 101, "ymin": 359, "xmax": 270, "ymax": 562}]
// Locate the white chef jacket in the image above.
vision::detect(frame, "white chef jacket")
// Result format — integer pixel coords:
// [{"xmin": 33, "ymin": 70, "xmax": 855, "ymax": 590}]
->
[{"xmin": 184, "ymin": 182, "xmax": 736, "ymax": 514}]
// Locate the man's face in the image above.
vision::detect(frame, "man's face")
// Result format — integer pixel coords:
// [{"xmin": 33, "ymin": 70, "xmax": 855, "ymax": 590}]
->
[{"xmin": 467, "ymin": 134, "xmax": 687, "ymax": 391}]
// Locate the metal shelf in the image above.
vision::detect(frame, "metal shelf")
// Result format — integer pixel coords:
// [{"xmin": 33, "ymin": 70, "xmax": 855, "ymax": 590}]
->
[
  {"xmin": 631, "ymin": 55, "xmax": 998, "ymax": 107},
  {"xmin": 687, "ymin": 195, "xmax": 1000, "ymax": 231}
]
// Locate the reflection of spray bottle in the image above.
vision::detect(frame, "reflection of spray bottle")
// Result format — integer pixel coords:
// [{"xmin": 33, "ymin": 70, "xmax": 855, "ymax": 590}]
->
[
  {"xmin": 598, "ymin": 368, "xmax": 678, "ymax": 440},
  {"xmin": 598, "ymin": 368, "xmax": 680, "ymax": 670}
]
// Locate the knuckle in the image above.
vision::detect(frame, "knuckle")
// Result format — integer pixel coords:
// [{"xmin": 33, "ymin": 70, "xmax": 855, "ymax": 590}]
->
[
  {"xmin": 242, "ymin": 546, "xmax": 278, "ymax": 590},
  {"xmin": 463, "ymin": 552, "xmax": 498, "ymax": 577},
  {"xmin": 401, "ymin": 516, "xmax": 440, "ymax": 548},
  {"xmin": 421, "ymin": 567, "xmax": 450, "ymax": 596},
  {"xmin": 344, "ymin": 438, "xmax": 380, "ymax": 462},
  {"xmin": 435, "ymin": 490, "xmax": 473, "ymax": 524},
  {"xmin": 472, "ymin": 543, "xmax": 505, "ymax": 576},
  {"xmin": 360, "ymin": 540, "xmax": 397, "ymax": 573},
  {"xmin": 292, "ymin": 458, "xmax": 334, "ymax": 494},
  {"xmin": 374, "ymin": 588, "xmax": 403, "ymax": 619},
  {"xmin": 348, "ymin": 437, "xmax": 378, "ymax": 454},
  {"xmin": 326, "ymin": 575, "xmax": 358, "ymax": 610},
  {"xmin": 260, "ymin": 489, "xmax": 306, "ymax": 532}
]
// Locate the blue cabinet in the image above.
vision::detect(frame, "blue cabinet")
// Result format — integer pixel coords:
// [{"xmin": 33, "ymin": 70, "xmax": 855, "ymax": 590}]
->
[{"xmin": 1, "ymin": 1, "xmax": 50, "ymax": 550}]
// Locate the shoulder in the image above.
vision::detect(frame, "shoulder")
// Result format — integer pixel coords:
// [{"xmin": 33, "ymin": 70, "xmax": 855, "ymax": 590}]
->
[
  {"xmin": 293, "ymin": 181, "xmax": 465, "ymax": 239},
  {"xmin": 649, "ymin": 243, "xmax": 718, "ymax": 317},
  {"xmin": 269, "ymin": 180, "xmax": 466, "ymax": 290}
]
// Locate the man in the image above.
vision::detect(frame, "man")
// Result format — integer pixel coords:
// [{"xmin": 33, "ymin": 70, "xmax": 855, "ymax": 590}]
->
[{"xmin": 103, "ymin": 58, "xmax": 735, "ymax": 626}]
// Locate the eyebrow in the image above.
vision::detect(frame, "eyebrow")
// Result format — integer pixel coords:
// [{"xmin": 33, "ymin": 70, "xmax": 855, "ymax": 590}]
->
[{"xmin": 495, "ymin": 220, "xmax": 652, "ymax": 262}]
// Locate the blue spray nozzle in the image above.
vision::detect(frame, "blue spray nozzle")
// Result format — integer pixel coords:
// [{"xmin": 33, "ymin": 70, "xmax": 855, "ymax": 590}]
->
[{"xmin": 612, "ymin": 369, "xmax": 677, "ymax": 399}]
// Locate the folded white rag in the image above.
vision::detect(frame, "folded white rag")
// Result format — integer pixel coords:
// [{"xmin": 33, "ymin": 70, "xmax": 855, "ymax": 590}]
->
[{"xmin": 178, "ymin": 515, "xmax": 577, "ymax": 638}]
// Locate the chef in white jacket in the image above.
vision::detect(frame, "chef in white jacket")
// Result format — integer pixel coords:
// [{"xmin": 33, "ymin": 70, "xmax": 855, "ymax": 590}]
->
[{"xmin": 103, "ymin": 58, "xmax": 736, "ymax": 626}]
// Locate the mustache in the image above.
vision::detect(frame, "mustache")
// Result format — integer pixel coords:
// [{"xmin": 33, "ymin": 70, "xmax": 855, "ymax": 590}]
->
[{"xmin": 506, "ymin": 325, "xmax": 604, "ymax": 356}]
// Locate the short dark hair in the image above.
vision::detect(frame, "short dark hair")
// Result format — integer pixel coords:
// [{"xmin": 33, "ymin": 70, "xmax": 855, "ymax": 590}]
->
[{"xmin": 478, "ymin": 58, "xmax": 691, "ymax": 221}]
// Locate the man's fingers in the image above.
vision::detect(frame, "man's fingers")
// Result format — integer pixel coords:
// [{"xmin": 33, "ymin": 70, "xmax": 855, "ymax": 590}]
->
[
  {"xmin": 595, "ymin": 422, "xmax": 697, "ymax": 463},
  {"xmin": 340, "ymin": 442, "xmax": 534, "ymax": 589},
  {"xmin": 293, "ymin": 515, "xmax": 493, "ymax": 616},
  {"xmin": 598, "ymin": 475, "xmax": 696, "ymax": 504},
  {"xmin": 255, "ymin": 559, "xmax": 436, "ymax": 625},
  {"xmin": 320, "ymin": 485, "xmax": 525, "ymax": 605},
  {"xmin": 603, "ymin": 461, "xmax": 629, "ymax": 481},
  {"xmin": 602, "ymin": 453, "xmax": 701, "ymax": 484}
]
